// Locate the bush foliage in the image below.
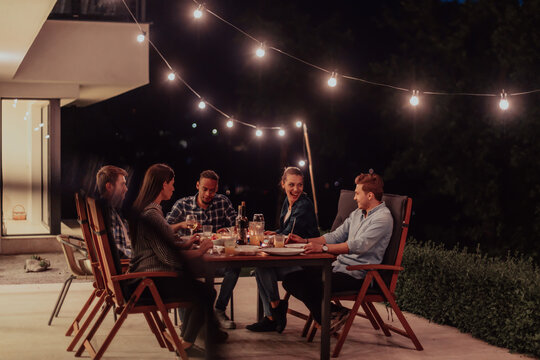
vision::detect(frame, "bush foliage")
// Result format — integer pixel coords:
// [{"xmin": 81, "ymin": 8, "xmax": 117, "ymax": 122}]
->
[{"xmin": 396, "ymin": 239, "xmax": 540, "ymax": 357}]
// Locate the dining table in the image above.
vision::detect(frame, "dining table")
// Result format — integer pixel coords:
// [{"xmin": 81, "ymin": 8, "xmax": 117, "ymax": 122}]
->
[{"xmin": 203, "ymin": 250, "xmax": 335, "ymax": 360}]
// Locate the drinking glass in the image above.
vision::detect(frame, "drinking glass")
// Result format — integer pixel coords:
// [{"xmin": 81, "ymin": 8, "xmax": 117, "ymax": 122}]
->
[
  {"xmin": 273, "ymin": 235, "xmax": 285, "ymax": 248},
  {"xmin": 186, "ymin": 215, "xmax": 197, "ymax": 236},
  {"xmin": 222, "ymin": 234, "xmax": 237, "ymax": 256},
  {"xmin": 202, "ymin": 225, "xmax": 213, "ymax": 237}
]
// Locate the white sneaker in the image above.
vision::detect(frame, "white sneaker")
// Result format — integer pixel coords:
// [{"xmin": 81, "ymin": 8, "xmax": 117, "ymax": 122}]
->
[{"xmin": 215, "ymin": 309, "xmax": 236, "ymax": 329}]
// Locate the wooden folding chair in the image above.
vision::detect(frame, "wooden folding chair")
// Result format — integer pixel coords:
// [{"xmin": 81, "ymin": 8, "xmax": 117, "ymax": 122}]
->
[
  {"xmin": 75, "ymin": 197, "xmax": 191, "ymax": 360},
  {"xmin": 63, "ymin": 193, "xmax": 109, "ymax": 351},
  {"xmin": 303, "ymin": 193, "xmax": 423, "ymax": 356}
]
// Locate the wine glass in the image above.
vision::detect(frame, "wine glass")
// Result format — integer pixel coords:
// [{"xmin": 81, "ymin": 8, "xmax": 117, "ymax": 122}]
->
[{"xmin": 186, "ymin": 214, "xmax": 197, "ymax": 236}]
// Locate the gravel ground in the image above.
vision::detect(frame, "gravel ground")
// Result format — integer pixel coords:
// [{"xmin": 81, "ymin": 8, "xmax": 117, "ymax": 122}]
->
[{"xmin": 0, "ymin": 252, "xmax": 92, "ymax": 285}]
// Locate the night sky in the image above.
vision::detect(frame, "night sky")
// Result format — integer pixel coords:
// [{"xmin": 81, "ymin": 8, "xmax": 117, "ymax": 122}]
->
[{"xmin": 60, "ymin": 0, "xmax": 540, "ymax": 257}]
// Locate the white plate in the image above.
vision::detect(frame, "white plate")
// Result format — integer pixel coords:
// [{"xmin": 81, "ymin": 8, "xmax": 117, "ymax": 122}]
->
[
  {"xmin": 262, "ymin": 247, "xmax": 304, "ymax": 256},
  {"xmin": 285, "ymin": 243, "xmax": 306, "ymax": 249},
  {"xmin": 234, "ymin": 245, "xmax": 260, "ymax": 256}
]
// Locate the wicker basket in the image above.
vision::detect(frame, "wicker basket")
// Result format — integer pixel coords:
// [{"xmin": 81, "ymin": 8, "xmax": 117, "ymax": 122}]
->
[{"xmin": 12, "ymin": 204, "xmax": 27, "ymax": 220}]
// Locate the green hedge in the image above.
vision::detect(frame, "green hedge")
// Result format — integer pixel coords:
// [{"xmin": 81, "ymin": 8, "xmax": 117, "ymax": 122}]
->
[{"xmin": 395, "ymin": 239, "xmax": 540, "ymax": 357}]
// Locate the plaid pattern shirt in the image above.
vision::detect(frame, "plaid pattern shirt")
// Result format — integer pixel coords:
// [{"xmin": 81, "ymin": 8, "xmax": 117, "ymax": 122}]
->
[
  {"xmin": 109, "ymin": 207, "xmax": 132, "ymax": 259},
  {"xmin": 166, "ymin": 193, "xmax": 237, "ymax": 234}
]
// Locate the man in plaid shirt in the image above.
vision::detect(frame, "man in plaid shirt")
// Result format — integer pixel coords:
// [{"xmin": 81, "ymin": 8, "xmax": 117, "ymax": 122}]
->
[
  {"xmin": 166, "ymin": 170, "xmax": 239, "ymax": 329},
  {"xmin": 96, "ymin": 165, "xmax": 132, "ymax": 259}
]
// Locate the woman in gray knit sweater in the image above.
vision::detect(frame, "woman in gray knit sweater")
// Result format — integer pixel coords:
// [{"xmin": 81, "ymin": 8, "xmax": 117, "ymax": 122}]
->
[{"xmin": 128, "ymin": 163, "xmax": 226, "ymax": 357}]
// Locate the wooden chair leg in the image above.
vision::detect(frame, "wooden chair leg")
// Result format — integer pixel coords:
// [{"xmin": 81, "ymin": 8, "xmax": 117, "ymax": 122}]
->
[
  {"xmin": 66, "ymin": 288, "xmax": 98, "ymax": 336},
  {"xmin": 360, "ymin": 302, "xmax": 380, "ymax": 331},
  {"xmin": 229, "ymin": 291, "xmax": 234, "ymax": 321},
  {"xmin": 366, "ymin": 301, "xmax": 391, "ymax": 336},
  {"xmin": 302, "ymin": 313, "xmax": 313, "ymax": 337},
  {"xmin": 332, "ymin": 297, "xmax": 363, "ymax": 357},
  {"xmin": 144, "ymin": 312, "xmax": 167, "ymax": 349},
  {"xmin": 75, "ymin": 299, "xmax": 112, "ymax": 357},
  {"xmin": 67, "ymin": 292, "xmax": 106, "ymax": 351},
  {"xmin": 307, "ymin": 321, "xmax": 318, "ymax": 342}
]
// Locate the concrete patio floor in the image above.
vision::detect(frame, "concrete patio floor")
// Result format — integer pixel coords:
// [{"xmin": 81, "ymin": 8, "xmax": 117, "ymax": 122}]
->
[{"xmin": 0, "ymin": 275, "xmax": 529, "ymax": 360}]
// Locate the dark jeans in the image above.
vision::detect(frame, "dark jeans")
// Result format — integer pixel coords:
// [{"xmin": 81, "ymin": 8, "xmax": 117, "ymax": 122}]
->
[
  {"xmin": 214, "ymin": 267, "xmax": 240, "ymax": 311},
  {"xmin": 145, "ymin": 275, "xmax": 217, "ymax": 344},
  {"xmin": 282, "ymin": 268, "xmax": 365, "ymax": 324}
]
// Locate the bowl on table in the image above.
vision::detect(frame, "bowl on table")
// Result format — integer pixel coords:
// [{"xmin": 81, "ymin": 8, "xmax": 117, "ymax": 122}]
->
[{"xmin": 234, "ymin": 245, "xmax": 260, "ymax": 256}]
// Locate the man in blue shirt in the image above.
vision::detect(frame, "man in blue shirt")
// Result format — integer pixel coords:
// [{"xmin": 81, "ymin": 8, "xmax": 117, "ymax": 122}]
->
[
  {"xmin": 284, "ymin": 172, "xmax": 393, "ymax": 329},
  {"xmin": 166, "ymin": 170, "xmax": 239, "ymax": 329}
]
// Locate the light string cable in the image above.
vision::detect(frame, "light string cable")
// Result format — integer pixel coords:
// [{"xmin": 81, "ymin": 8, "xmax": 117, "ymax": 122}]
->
[
  {"xmin": 120, "ymin": 0, "xmax": 286, "ymax": 132},
  {"xmin": 191, "ymin": 0, "xmax": 540, "ymax": 99}
]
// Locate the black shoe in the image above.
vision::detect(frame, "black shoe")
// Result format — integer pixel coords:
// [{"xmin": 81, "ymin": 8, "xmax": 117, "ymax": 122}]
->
[
  {"xmin": 271, "ymin": 300, "xmax": 288, "ymax": 334},
  {"xmin": 330, "ymin": 306, "xmax": 350, "ymax": 334},
  {"xmin": 246, "ymin": 317, "xmax": 277, "ymax": 332},
  {"xmin": 209, "ymin": 328, "xmax": 229, "ymax": 344},
  {"xmin": 179, "ymin": 344, "xmax": 205, "ymax": 358}
]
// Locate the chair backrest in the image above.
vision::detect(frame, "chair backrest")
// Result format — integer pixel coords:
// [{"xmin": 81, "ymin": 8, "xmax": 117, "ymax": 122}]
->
[
  {"xmin": 75, "ymin": 193, "xmax": 105, "ymax": 290},
  {"xmin": 86, "ymin": 196, "xmax": 126, "ymax": 307},
  {"xmin": 56, "ymin": 235, "xmax": 93, "ymax": 277},
  {"xmin": 330, "ymin": 189, "xmax": 412, "ymax": 291}
]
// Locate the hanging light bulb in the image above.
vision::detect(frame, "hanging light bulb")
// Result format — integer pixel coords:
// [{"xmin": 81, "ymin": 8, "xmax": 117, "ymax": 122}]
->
[
  {"xmin": 255, "ymin": 129, "xmax": 263, "ymax": 137},
  {"xmin": 410, "ymin": 90, "xmax": 420, "ymax": 106},
  {"xmin": 295, "ymin": 120, "xmax": 303, "ymax": 128},
  {"xmin": 256, "ymin": 43, "xmax": 266, "ymax": 58},
  {"xmin": 192, "ymin": 123, "xmax": 197, "ymax": 128},
  {"xmin": 168, "ymin": 72, "xmax": 176, "ymax": 81},
  {"xmin": 278, "ymin": 129, "xmax": 285, "ymax": 136},
  {"xmin": 499, "ymin": 91, "xmax": 509, "ymax": 111},
  {"xmin": 198, "ymin": 100, "xmax": 206, "ymax": 109},
  {"xmin": 327, "ymin": 72, "xmax": 337, "ymax": 87},
  {"xmin": 226, "ymin": 119, "xmax": 234, "ymax": 128},
  {"xmin": 193, "ymin": 5, "xmax": 204, "ymax": 19},
  {"xmin": 212, "ymin": 129, "xmax": 218, "ymax": 135},
  {"xmin": 298, "ymin": 160, "xmax": 306, "ymax": 167},
  {"xmin": 136, "ymin": 32, "xmax": 145, "ymax": 43}
]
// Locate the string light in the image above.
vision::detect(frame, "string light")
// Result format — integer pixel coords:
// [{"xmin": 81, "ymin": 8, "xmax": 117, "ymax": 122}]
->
[
  {"xmin": 256, "ymin": 43, "xmax": 266, "ymax": 58},
  {"xmin": 136, "ymin": 32, "xmax": 145, "ymax": 43},
  {"xmin": 212, "ymin": 128, "xmax": 218, "ymax": 135},
  {"xmin": 193, "ymin": 5, "xmax": 204, "ymax": 19},
  {"xmin": 255, "ymin": 129, "xmax": 263, "ymax": 137},
  {"xmin": 226, "ymin": 119, "xmax": 234, "ymax": 128},
  {"xmin": 327, "ymin": 72, "xmax": 337, "ymax": 87},
  {"xmin": 295, "ymin": 120, "xmax": 303, "ymax": 128},
  {"xmin": 167, "ymin": 72, "xmax": 176, "ymax": 81},
  {"xmin": 192, "ymin": 123, "xmax": 197, "ymax": 128},
  {"xmin": 499, "ymin": 91, "xmax": 509, "ymax": 111},
  {"xmin": 298, "ymin": 160, "xmax": 306, "ymax": 167},
  {"xmin": 278, "ymin": 129, "xmax": 285, "ymax": 136},
  {"xmin": 410, "ymin": 90, "xmax": 420, "ymax": 106},
  {"xmin": 198, "ymin": 100, "xmax": 206, "ymax": 109}
]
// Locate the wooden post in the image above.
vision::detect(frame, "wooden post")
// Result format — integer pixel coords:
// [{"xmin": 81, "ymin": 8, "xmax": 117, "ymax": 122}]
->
[{"xmin": 303, "ymin": 123, "xmax": 319, "ymax": 228}]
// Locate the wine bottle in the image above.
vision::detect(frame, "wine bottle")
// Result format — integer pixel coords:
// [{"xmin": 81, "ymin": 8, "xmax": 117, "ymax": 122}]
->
[{"xmin": 236, "ymin": 201, "xmax": 248, "ymax": 245}]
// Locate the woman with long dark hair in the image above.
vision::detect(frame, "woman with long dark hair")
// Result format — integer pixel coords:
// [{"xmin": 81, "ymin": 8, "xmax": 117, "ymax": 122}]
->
[
  {"xmin": 128, "ymin": 164, "xmax": 226, "ymax": 357},
  {"xmin": 246, "ymin": 166, "xmax": 320, "ymax": 333}
]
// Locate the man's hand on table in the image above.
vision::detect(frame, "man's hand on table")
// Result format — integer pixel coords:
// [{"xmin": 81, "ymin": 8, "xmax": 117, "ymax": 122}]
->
[
  {"xmin": 304, "ymin": 242, "xmax": 323, "ymax": 254},
  {"xmin": 198, "ymin": 238, "xmax": 213, "ymax": 255},
  {"xmin": 264, "ymin": 230, "xmax": 276, "ymax": 236},
  {"xmin": 287, "ymin": 233, "xmax": 307, "ymax": 244}
]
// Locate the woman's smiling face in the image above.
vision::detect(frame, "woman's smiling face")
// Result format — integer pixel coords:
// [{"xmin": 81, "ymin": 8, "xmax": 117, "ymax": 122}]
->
[{"xmin": 282, "ymin": 174, "xmax": 304, "ymax": 205}]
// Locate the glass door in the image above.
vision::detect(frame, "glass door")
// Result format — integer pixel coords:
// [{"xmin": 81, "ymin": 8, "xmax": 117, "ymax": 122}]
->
[{"xmin": 1, "ymin": 99, "xmax": 51, "ymax": 235}]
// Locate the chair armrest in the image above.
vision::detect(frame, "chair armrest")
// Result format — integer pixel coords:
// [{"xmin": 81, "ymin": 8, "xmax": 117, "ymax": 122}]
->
[
  {"xmin": 111, "ymin": 271, "xmax": 179, "ymax": 281},
  {"xmin": 345, "ymin": 264, "xmax": 404, "ymax": 271}
]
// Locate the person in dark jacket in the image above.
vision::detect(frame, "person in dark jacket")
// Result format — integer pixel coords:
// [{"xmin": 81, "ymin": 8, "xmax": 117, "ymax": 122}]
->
[{"xmin": 246, "ymin": 167, "xmax": 319, "ymax": 333}]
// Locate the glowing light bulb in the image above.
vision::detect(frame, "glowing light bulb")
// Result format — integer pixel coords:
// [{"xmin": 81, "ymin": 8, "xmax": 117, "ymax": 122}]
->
[
  {"xmin": 299, "ymin": 160, "xmax": 306, "ymax": 167},
  {"xmin": 256, "ymin": 44, "xmax": 265, "ymax": 58},
  {"xmin": 226, "ymin": 120, "xmax": 234, "ymax": 128},
  {"xmin": 499, "ymin": 91, "xmax": 509, "ymax": 111},
  {"xmin": 192, "ymin": 123, "xmax": 197, "ymax": 128},
  {"xmin": 255, "ymin": 129, "xmax": 263, "ymax": 137},
  {"xmin": 409, "ymin": 90, "xmax": 419, "ymax": 106},
  {"xmin": 212, "ymin": 129, "xmax": 218, "ymax": 135},
  {"xmin": 194, "ymin": 5, "xmax": 203, "ymax": 19},
  {"xmin": 278, "ymin": 129, "xmax": 285, "ymax": 136},
  {"xmin": 295, "ymin": 121, "xmax": 303, "ymax": 128},
  {"xmin": 327, "ymin": 72, "xmax": 337, "ymax": 87},
  {"xmin": 198, "ymin": 100, "xmax": 206, "ymax": 109},
  {"xmin": 137, "ymin": 33, "xmax": 145, "ymax": 43},
  {"xmin": 168, "ymin": 72, "xmax": 176, "ymax": 81}
]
